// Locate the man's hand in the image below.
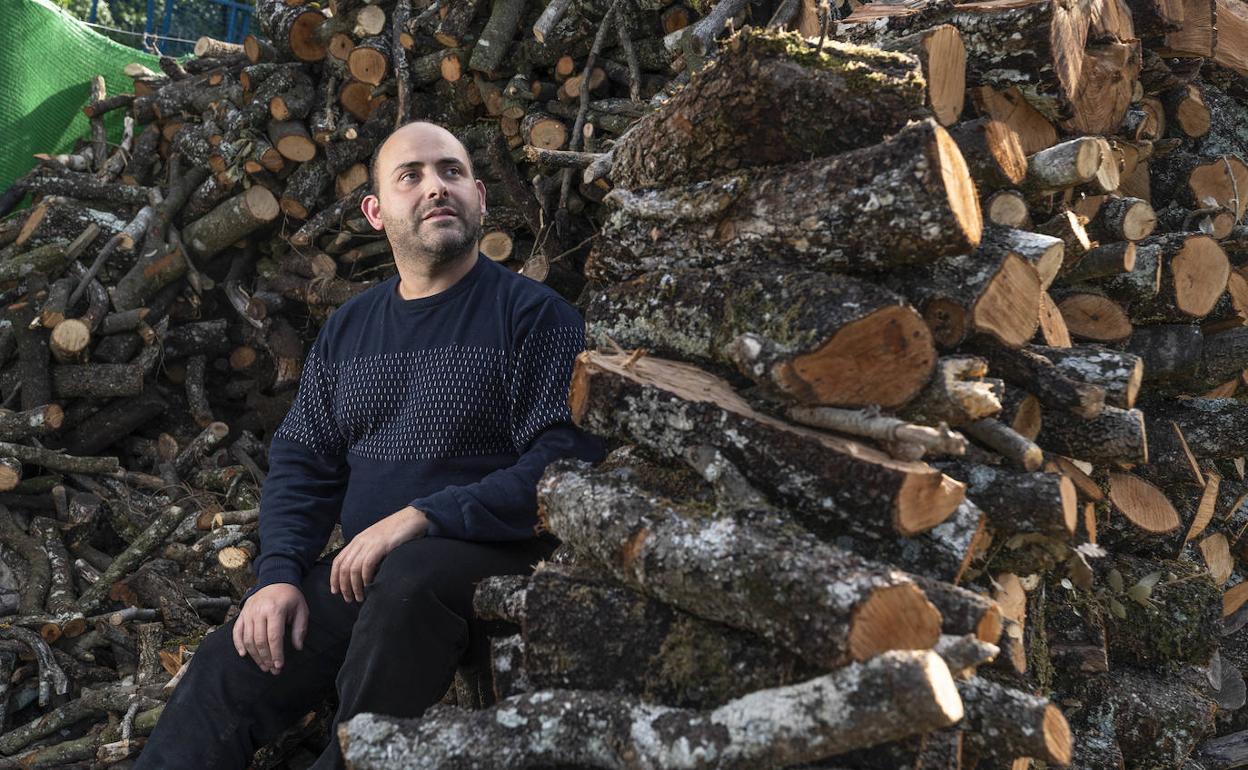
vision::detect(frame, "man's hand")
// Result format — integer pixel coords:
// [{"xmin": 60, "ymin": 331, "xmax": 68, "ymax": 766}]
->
[
  {"xmin": 330, "ymin": 506, "xmax": 429, "ymax": 602},
  {"xmin": 233, "ymin": 583, "xmax": 308, "ymax": 675}
]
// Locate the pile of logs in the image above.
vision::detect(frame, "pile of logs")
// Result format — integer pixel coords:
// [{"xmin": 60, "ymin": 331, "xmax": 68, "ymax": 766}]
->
[{"xmin": 0, "ymin": 0, "xmax": 1246, "ymax": 765}]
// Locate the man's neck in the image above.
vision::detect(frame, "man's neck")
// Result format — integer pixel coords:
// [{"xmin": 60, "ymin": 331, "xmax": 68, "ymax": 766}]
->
[{"xmin": 394, "ymin": 249, "xmax": 478, "ymax": 300}]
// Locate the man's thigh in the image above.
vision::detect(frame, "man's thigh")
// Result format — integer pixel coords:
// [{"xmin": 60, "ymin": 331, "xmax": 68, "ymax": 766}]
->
[{"xmin": 364, "ymin": 536, "xmax": 556, "ymax": 618}]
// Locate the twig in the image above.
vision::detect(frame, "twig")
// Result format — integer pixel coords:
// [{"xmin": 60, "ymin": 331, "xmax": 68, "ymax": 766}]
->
[
  {"xmin": 615, "ymin": 16, "xmax": 643, "ymax": 102},
  {"xmin": 0, "ymin": 626, "xmax": 68, "ymax": 706},
  {"xmin": 559, "ymin": 0, "xmax": 623, "ymax": 217}
]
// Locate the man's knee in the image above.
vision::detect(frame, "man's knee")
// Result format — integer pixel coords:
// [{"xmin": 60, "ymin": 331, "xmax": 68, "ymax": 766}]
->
[{"xmin": 365, "ymin": 539, "xmax": 453, "ymax": 612}]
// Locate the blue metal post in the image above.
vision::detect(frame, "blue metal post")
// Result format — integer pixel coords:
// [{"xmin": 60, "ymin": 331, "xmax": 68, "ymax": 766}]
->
[
  {"xmin": 160, "ymin": 0, "xmax": 176, "ymax": 40},
  {"xmin": 145, "ymin": 0, "xmax": 156, "ymax": 37},
  {"xmin": 88, "ymin": 0, "xmax": 99, "ymax": 23}
]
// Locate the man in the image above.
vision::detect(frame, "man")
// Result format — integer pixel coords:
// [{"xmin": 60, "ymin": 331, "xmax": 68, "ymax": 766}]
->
[{"xmin": 138, "ymin": 122, "xmax": 603, "ymax": 769}]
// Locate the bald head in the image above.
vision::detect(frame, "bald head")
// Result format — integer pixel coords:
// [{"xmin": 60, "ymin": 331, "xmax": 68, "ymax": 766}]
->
[{"xmin": 369, "ymin": 121, "xmax": 474, "ymax": 199}]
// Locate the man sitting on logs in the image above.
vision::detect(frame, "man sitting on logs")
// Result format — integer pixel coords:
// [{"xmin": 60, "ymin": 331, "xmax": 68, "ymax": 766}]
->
[{"xmin": 137, "ymin": 122, "xmax": 604, "ymax": 770}]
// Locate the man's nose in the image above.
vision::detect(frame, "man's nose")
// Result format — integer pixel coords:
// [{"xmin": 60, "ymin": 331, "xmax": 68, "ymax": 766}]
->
[{"xmin": 426, "ymin": 178, "xmax": 449, "ymax": 199}]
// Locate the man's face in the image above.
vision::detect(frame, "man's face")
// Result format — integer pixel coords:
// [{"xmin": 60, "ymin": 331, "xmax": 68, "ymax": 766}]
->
[{"xmin": 361, "ymin": 123, "xmax": 487, "ymax": 267}]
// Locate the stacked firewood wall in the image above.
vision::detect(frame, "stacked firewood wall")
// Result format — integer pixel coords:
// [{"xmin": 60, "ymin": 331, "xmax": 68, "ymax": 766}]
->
[{"xmin": 0, "ymin": 0, "xmax": 1246, "ymax": 766}]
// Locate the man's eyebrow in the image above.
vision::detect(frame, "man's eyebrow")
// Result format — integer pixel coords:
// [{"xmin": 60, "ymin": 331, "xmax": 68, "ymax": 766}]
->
[{"xmin": 391, "ymin": 158, "xmax": 465, "ymax": 175}]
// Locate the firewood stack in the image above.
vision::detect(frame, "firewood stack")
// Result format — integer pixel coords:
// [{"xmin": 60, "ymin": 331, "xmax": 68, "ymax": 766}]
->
[{"xmin": 0, "ymin": 0, "xmax": 1245, "ymax": 765}]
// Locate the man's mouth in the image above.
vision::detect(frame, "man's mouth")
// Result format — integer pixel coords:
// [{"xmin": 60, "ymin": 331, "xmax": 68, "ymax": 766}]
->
[{"xmin": 423, "ymin": 207, "xmax": 457, "ymax": 221}]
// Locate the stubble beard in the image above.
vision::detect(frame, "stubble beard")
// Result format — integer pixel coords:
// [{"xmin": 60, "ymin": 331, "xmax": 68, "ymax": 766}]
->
[{"xmin": 383, "ymin": 203, "xmax": 483, "ymax": 271}]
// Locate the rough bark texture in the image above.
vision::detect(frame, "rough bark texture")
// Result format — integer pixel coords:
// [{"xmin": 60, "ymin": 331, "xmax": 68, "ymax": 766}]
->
[
  {"xmin": 586, "ymin": 264, "xmax": 936, "ymax": 408},
  {"xmin": 539, "ymin": 460, "xmax": 945, "ymax": 669},
  {"xmin": 609, "ymin": 28, "xmax": 929, "ymax": 190},
  {"xmin": 340, "ymin": 650, "xmax": 962, "ymax": 770},
  {"xmin": 570, "ymin": 351, "xmax": 966, "ymax": 540},
  {"xmin": 588, "ymin": 119, "xmax": 982, "ymax": 281}
]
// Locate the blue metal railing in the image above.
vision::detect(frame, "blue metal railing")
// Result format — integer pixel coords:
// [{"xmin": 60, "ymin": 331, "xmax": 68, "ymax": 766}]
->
[{"xmin": 87, "ymin": 0, "xmax": 253, "ymax": 49}]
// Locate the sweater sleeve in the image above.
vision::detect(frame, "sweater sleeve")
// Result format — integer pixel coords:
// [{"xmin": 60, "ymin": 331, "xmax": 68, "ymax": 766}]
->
[
  {"xmin": 249, "ymin": 337, "xmax": 350, "ymax": 597},
  {"xmin": 408, "ymin": 297, "xmax": 605, "ymax": 540}
]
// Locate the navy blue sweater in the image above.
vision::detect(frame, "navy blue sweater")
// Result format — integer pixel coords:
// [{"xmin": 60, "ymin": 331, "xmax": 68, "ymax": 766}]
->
[{"xmin": 251, "ymin": 255, "xmax": 604, "ymax": 594}]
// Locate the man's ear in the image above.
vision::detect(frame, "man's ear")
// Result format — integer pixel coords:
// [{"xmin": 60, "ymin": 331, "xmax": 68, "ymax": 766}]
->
[
  {"xmin": 361, "ymin": 194, "xmax": 385, "ymax": 231},
  {"xmin": 476, "ymin": 179, "xmax": 487, "ymax": 217}
]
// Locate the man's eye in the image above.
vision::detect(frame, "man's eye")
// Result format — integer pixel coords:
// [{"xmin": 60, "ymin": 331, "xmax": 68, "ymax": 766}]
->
[
  {"xmin": 446, "ymin": 167, "xmax": 461, "ymax": 177},
  {"xmin": 400, "ymin": 172, "xmax": 416, "ymax": 182}
]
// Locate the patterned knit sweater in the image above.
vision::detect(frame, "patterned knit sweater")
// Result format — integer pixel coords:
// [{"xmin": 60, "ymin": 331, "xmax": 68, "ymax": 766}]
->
[{"xmin": 251, "ymin": 255, "xmax": 604, "ymax": 594}]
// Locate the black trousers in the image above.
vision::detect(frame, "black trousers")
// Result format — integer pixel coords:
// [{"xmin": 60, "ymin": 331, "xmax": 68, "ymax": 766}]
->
[{"xmin": 135, "ymin": 536, "xmax": 554, "ymax": 770}]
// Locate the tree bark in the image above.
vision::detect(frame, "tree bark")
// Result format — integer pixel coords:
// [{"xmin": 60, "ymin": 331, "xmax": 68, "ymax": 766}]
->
[
  {"xmin": 586, "ymin": 264, "xmax": 936, "ymax": 409},
  {"xmin": 539, "ymin": 460, "xmax": 944, "ymax": 668},
  {"xmin": 340, "ymin": 650, "xmax": 963, "ymax": 770},
  {"xmin": 588, "ymin": 119, "xmax": 982, "ymax": 281},
  {"xmin": 609, "ymin": 28, "xmax": 928, "ymax": 190},
  {"xmin": 570, "ymin": 351, "xmax": 966, "ymax": 540}
]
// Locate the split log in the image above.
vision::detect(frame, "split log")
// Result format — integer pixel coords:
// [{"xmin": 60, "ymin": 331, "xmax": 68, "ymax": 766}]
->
[
  {"xmin": 898, "ymin": 355, "xmax": 1001, "ymax": 427},
  {"xmin": 588, "ymin": 119, "xmax": 982, "ymax": 281},
  {"xmin": 569, "ymin": 351, "xmax": 966, "ymax": 540},
  {"xmin": 586, "ymin": 265, "xmax": 936, "ymax": 408}
]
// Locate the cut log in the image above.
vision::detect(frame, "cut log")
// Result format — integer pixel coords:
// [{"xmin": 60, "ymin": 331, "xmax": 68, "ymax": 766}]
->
[
  {"xmin": 937, "ymin": 462, "xmax": 1078, "ymax": 537},
  {"xmin": 340, "ymin": 650, "xmax": 963, "ymax": 770},
  {"xmin": 540, "ymin": 460, "xmax": 944, "ymax": 668},
  {"xmin": 1108, "ymin": 471, "xmax": 1182, "ymax": 534},
  {"xmin": 1084, "ymin": 196, "xmax": 1157, "ymax": 243},
  {"xmin": 258, "ymin": 4, "xmax": 327, "ymax": 62},
  {"xmin": 1094, "ymin": 233, "xmax": 1229, "ymax": 324},
  {"xmin": 1036, "ymin": 404, "xmax": 1147, "ymax": 465},
  {"xmin": 570, "ymin": 351, "xmax": 966, "ymax": 540},
  {"xmin": 1130, "ymin": 326, "xmax": 1248, "ymax": 396},
  {"xmin": 957, "ymin": 676, "xmax": 1073, "ymax": 766},
  {"xmin": 181, "ymin": 187, "xmax": 279, "ymax": 260},
  {"xmin": 610, "ymin": 28, "xmax": 929, "ymax": 190},
  {"xmin": 879, "ymin": 25, "xmax": 967, "ymax": 126},
  {"xmin": 586, "ymin": 265, "xmax": 936, "ymax": 408},
  {"xmin": 1026, "ymin": 344, "xmax": 1143, "ymax": 408},
  {"xmin": 1146, "ymin": 398, "xmax": 1248, "ymax": 464},
  {"xmin": 969, "ymin": 343, "xmax": 1106, "ymax": 418},
  {"xmin": 1057, "ymin": 292, "xmax": 1133, "ymax": 342},
  {"xmin": 977, "ymin": 224, "xmax": 1065, "ymax": 290},
  {"xmin": 965, "ymin": 418, "xmax": 1045, "ymax": 471},
  {"xmin": 1025, "ymin": 138, "xmax": 1105, "ymax": 194},
  {"xmin": 899, "ymin": 249, "xmax": 1041, "ymax": 350},
  {"xmin": 588, "ymin": 119, "xmax": 982, "ymax": 281},
  {"xmin": 517, "ymin": 564, "xmax": 816, "ymax": 708}
]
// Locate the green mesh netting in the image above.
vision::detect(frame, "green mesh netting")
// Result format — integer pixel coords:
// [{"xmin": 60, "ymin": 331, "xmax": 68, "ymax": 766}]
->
[{"xmin": 0, "ymin": 0, "xmax": 165, "ymax": 192}]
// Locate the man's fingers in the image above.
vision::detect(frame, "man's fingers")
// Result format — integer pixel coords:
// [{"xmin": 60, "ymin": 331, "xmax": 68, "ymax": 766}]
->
[
  {"xmin": 268, "ymin": 613, "xmax": 287, "ymax": 671},
  {"xmin": 350, "ymin": 558, "xmax": 366, "ymax": 603},
  {"xmin": 233, "ymin": 614, "xmax": 247, "ymax": 657},
  {"xmin": 291, "ymin": 600, "xmax": 309, "ymax": 651},
  {"xmin": 252, "ymin": 613, "xmax": 272, "ymax": 672},
  {"xmin": 361, "ymin": 553, "xmax": 378, "ymax": 589}
]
